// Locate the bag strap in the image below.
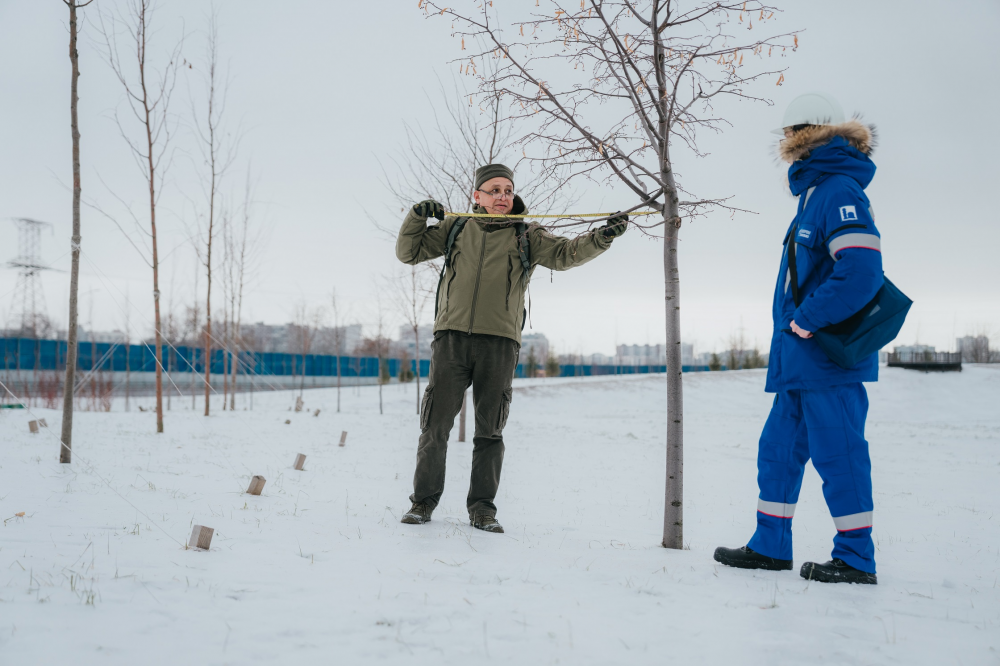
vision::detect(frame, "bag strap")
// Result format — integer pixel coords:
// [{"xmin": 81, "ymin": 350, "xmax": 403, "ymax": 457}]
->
[
  {"xmin": 444, "ymin": 217, "xmax": 468, "ymax": 268},
  {"xmin": 434, "ymin": 217, "xmax": 468, "ymax": 317},
  {"xmin": 513, "ymin": 221, "xmax": 531, "ymax": 272},
  {"xmin": 786, "ymin": 186, "xmax": 816, "ymax": 308},
  {"xmin": 514, "ymin": 222, "xmax": 532, "ymax": 329}
]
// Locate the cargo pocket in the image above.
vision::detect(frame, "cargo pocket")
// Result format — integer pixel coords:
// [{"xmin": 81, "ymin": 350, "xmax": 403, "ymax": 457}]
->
[
  {"xmin": 420, "ymin": 386, "xmax": 434, "ymax": 430},
  {"xmin": 494, "ymin": 386, "xmax": 513, "ymax": 436}
]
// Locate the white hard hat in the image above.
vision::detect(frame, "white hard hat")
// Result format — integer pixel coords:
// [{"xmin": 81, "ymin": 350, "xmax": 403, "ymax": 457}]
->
[{"xmin": 771, "ymin": 92, "xmax": 845, "ymax": 135}]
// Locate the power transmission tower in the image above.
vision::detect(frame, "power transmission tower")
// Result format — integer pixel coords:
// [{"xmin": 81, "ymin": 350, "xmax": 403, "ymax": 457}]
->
[{"xmin": 6, "ymin": 218, "xmax": 52, "ymax": 339}]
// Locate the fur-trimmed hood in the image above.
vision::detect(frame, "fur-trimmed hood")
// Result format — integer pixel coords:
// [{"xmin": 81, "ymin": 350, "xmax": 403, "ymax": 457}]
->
[
  {"xmin": 783, "ymin": 121, "xmax": 878, "ymax": 196},
  {"xmin": 779, "ymin": 120, "xmax": 877, "ymax": 163}
]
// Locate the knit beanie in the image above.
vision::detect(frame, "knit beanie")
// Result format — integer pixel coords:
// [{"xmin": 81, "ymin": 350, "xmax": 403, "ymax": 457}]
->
[{"xmin": 474, "ymin": 163, "xmax": 514, "ymax": 190}]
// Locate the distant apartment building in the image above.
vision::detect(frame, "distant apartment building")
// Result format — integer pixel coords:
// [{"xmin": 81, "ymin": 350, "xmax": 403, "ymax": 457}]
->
[
  {"xmin": 398, "ymin": 324, "xmax": 434, "ymax": 360},
  {"xmin": 894, "ymin": 344, "xmax": 936, "ymax": 354},
  {"xmin": 882, "ymin": 344, "xmax": 936, "ymax": 365},
  {"xmin": 521, "ymin": 333, "xmax": 550, "ymax": 365},
  {"xmin": 241, "ymin": 322, "xmax": 363, "ymax": 355},
  {"xmin": 956, "ymin": 335, "xmax": 991, "ymax": 362},
  {"xmin": 616, "ymin": 343, "xmax": 694, "ymax": 366}
]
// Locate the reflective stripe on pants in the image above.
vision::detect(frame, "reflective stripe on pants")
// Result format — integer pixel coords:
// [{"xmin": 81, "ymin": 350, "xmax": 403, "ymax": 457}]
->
[
  {"xmin": 747, "ymin": 384, "xmax": 876, "ymax": 573},
  {"xmin": 757, "ymin": 499, "xmax": 797, "ymax": 519},
  {"xmin": 833, "ymin": 511, "xmax": 873, "ymax": 532}
]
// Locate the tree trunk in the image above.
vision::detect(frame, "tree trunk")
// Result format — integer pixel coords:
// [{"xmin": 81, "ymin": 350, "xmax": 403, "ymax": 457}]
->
[
  {"xmin": 190, "ymin": 343, "xmax": 196, "ymax": 410},
  {"xmin": 60, "ymin": 0, "xmax": 83, "ymax": 463},
  {"xmin": 222, "ymin": 338, "xmax": 229, "ymax": 407},
  {"xmin": 458, "ymin": 392, "xmax": 467, "ymax": 442},
  {"xmin": 230, "ymin": 342, "xmax": 237, "ymax": 411},
  {"xmin": 125, "ymin": 343, "xmax": 130, "ymax": 411},
  {"xmin": 299, "ymin": 353, "xmax": 305, "ymax": 398},
  {"xmin": 661, "ymin": 170, "xmax": 684, "ymax": 550},
  {"xmin": 414, "ymin": 325, "xmax": 420, "ymax": 415},
  {"xmin": 203, "ymin": 265, "xmax": 212, "ymax": 416},
  {"xmin": 229, "ymin": 302, "xmax": 238, "ymax": 410},
  {"xmin": 146, "ymin": 115, "xmax": 164, "ymax": 432},
  {"xmin": 167, "ymin": 345, "xmax": 173, "ymax": 410}
]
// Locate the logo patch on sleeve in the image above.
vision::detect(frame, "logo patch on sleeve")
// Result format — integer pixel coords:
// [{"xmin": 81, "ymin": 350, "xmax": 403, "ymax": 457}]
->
[
  {"xmin": 797, "ymin": 228, "xmax": 811, "ymax": 239},
  {"xmin": 839, "ymin": 205, "xmax": 858, "ymax": 222}
]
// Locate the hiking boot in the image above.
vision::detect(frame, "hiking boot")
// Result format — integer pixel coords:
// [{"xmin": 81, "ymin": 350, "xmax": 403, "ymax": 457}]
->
[
  {"xmin": 800, "ymin": 559, "xmax": 877, "ymax": 585},
  {"xmin": 400, "ymin": 502, "xmax": 433, "ymax": 525},
  {"xmin": 714, "ymin": 545, "xmax": 793, "ymax": 571},
  {"xmin": 470, "ymin": 514, "xmax": 504, "ymax": 533}
]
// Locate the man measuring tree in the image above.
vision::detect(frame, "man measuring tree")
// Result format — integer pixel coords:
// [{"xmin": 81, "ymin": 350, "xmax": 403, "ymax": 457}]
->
[{"xmin": 395, "ymin": 163, "xmax": 627, "ymax": 533}]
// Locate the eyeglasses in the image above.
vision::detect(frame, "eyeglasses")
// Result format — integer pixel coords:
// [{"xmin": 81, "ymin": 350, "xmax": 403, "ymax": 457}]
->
[{"xmin": 478, "ymin": 188, "xmax": 516, "ymax": 200}]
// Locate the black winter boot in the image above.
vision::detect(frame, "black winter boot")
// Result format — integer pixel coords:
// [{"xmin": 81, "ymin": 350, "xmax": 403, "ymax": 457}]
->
[
  {"xmin": 714, "ymin": 546, "xmax": 793, "ymax": 571},
  {"xmin": 471, "ymin": 514, "xmax": 504, "ymax": 533},
  {"xmin": 800, "ymin": 559, "xmax": 877, "ymax": 584},
  {"xmin": 400, "ymin": 502, "xmax": 433, "ymax": 525}
]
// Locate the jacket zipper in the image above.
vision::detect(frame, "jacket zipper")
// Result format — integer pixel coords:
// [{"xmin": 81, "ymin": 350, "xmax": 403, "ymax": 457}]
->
[
  {"xmin": 505, "ymin": 255, "xmax": 512, "ymax": 311},
  {"xmin": 444, "ymin": 250, "xmax": 460, "ymax": 313},
  {"xmin": 467, "ymin": 226, "xmax": 488, "ymax": 334}
]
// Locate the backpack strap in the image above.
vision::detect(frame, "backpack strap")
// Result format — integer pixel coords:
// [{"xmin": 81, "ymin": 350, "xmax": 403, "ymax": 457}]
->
[
  {"xmin": 513, "ymin": 221, "xmax": 531, "ymax": 272},
  {"xmin": 434, "ymin": 217, "xmax": 468, "ymax": 318},
  {"xmin": 444, "ymin": 217, "xmax": 469, "ymax": 268},
  {"xmin": 514, "ymin": 222, "xmax": 532, "ymax": 330},
  {"xmin": 786, "ymin": 186, "xmax": 817, "ymax": 307}
]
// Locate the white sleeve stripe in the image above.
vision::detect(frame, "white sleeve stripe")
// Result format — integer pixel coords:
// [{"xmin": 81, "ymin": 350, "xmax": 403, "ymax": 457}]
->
[{"xmin": 828, "ymin": 233, "xmax": 881, "ymax": 260}]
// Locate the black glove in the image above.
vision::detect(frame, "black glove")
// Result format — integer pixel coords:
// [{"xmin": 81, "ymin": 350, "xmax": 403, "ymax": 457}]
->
[
  {"xmin": 600, "ymin": 212, "xmax": 628, "ymax": 239},
  {"xmin": 413, "ymin": 199, "xmax": 445, "ymax": 221}
]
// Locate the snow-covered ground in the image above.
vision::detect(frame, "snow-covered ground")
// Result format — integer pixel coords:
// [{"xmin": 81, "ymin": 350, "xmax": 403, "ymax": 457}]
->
[{"xmin": 2, "ymin": 367, "xmax": 998, "ymax": 665}]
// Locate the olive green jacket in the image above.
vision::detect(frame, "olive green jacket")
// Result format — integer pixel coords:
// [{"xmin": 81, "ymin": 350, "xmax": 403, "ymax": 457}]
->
[{"xmin": 396, "ymin": 196, "xmax": 612, "ymax": 344}]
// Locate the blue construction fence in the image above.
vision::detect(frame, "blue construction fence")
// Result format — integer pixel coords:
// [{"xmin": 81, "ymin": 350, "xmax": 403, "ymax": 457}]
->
[
  {"xmin": 0, "ymin": 338, "xmax": 419, "ymax": 379},
  {"xmin": 0, "ymin": 337, "xmax": 722, "ymax": 380}
]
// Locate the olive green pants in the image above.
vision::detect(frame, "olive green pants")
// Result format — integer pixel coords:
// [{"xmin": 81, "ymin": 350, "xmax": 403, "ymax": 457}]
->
[{"xmin": 410, "ymin": 331, "xmax": 520, "ymax": 518}]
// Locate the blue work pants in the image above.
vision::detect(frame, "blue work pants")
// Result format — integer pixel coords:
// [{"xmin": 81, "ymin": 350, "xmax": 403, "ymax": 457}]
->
[{"xmin": 747, "ymin": 383, "xmax": 876, "ymax": 573}]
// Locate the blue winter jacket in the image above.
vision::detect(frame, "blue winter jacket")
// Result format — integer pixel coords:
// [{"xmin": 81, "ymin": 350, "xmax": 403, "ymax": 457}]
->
[{"xmin": 765, "ymin": 129, "xmax": 884, "ymax": 392}]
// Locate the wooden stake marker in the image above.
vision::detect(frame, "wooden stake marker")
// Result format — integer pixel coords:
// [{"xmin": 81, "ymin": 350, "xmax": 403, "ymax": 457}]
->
[
  {"xmin": 188, "ymin": 525, "xmax": 214, "ymax": 550},
  {"xmin": 28, "ymin": 420, "xmax": 39, "ymax": 434},
  {"xmin": 247, "ymin": 475, "xmax": 266, "ymax": 496},
  {"xmin": 293, "ymin": 453, "xmax": 306, "ymax": 471},
  {"xmin": 39, "ymin": 418, "xmax": 48, "ymax": 428},
  {"xmin": 339, "ymin": 431, "xmax": 348, "ymax": 447}
]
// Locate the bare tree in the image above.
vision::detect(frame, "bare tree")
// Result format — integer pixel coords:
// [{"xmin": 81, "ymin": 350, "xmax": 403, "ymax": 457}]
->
[
  {"xmin": 191, "ymin": 6, "xmax": 239, "ymax": 417},
  {"xmin": 958, "ymin": 327, "xmax": 993, "ymax": 364},
  {"xmin": 60, "ymin": 0, "xmax": 93, "ymax": 463},
  {"xmin": 291, "ymin": 302, "xmax": 323, "ymax": 401},
  {"xmin": 225, "ymin": 169, "xmax": 260, "ymax": 410},
  {"xmin": 218, "ymin": 199, "xmax": 233, "ymax": 408},
  {"xmin": 186, "ymin": 263, "xmax": 201, "ymax": 410},
  {"xmin": 163, "ymin": 249, "xmax": 181, "ymax": 411},
  {"xmin": 122, "ymin": 287, "xmax": 132, "ymax": 411},
  {"xmin": 97, "ymin": 0, "xmax": 184, "ymax": 433},
  {"xmin": 379, "ymin": 72, "xmax": 572, "ymax": 220},
  {"xmin": 390, "ymin": 264, "xmax": 436, "ymax": 415},
  {"xmin": 330, "ymin": 289, "xmax": 347, "ymax": 413},
  {"xmin": 432, "ymin": 0, "xmax": 796, "ymax": 549},
  {"xmin": 365, "ymin": 286, "xmax": 392, "ymax": 416}
]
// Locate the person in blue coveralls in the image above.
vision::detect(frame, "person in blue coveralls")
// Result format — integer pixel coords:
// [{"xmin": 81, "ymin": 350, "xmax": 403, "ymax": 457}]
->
[{"xmin": 714, "ymin": 92, "xmax": 884, "ymax": 584}]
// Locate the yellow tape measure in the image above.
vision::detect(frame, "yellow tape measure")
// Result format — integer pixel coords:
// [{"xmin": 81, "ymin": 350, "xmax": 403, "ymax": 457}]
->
[{"xmin": 444, "ymin": 210, "xmax": 661, "ymax": 219}]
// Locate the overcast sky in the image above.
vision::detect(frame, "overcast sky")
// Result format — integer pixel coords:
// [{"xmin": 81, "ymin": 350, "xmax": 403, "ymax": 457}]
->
[{"xmin": 1, "ymin": 1, "xmax": 998, "ymax": 357}]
